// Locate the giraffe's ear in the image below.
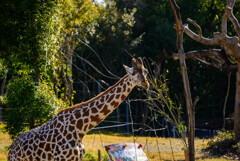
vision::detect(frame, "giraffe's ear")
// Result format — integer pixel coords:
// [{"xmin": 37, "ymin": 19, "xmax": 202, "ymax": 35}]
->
[
  {"xmin": 137, "ymin": 57, "xmax": 143, "ymax": 65},
  {"xmin": 123, "ymin": 65, "xmax": 133, "ymax": 74},
  {"xmin": 132, "ymin": 58, "xmax": 138, "ymax": 69}
]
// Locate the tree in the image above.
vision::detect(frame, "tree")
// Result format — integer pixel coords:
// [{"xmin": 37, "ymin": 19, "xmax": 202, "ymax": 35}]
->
[
  {"xmin": 0, "ymin": 0, "xmax": 63, "ymax": 82},
  {"xmin": 0, "ymin": 0, "xmax": 100, "ymax": 109},
  {"xmin": 74, "ymin": 0, "xmax": 138, "ymax": 83},
  {"xmin": 4, "ymin": 75, "xmax": 65, "ymax": 139},
  {"xmin": 0, "ymin": 0, "xmax": 98, "ymax": 130},
  {"xmin": 169, "ymin": 0, "xmax": 195, "ymax": 160},
  {"xmin": 172, "ymin": 0, "xmax": 240, "ymax": 141},
  {"xmin": 56, "ymin": 0, "xmax": 100, "ymax": 105}
]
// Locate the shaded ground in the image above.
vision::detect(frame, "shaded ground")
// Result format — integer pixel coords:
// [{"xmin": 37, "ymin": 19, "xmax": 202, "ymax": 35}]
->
[{"xmin": 202, "ymin": 136, "xmax": 240, "ymax": 160}]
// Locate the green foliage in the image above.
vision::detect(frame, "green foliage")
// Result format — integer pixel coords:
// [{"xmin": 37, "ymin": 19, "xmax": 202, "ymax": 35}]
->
[
  {"xmin": 83, "ymin": 153, "xmax": 96, "ymax": 161},
  {"xmin": 0, "ymin": 0, "xmax": 101, "ymax": 107},
  {"xmin": 207, "ymin": 131, "xmax": 235, "ymax": 147},
  {"xmin": 3, "ymin": 75, "xmax": 66, "ymax": 139},
  {"xmin": 74, "ymin": 0, "xmax": 140, "ymax": 101},
  {"xmin": 204, "ymin": 131, "xmax": 239, "ymax": 160},
  {"xmin": 0, "ymin": 59, "xmax": 8, "ymax": 80},
  {"xmin": 83, "ymin": 152, "xmax": 109, "ymax": 161},
  {"xmin": 0, "ymin": 0, "xmax": 62, "ymax": 71},
  {"xmin": 114, "ymin": 1, "xmax": 235, "ymax": 121},
  {"xmin": 147, "ymin": 70, "xmax": 187, "ymax": 148},
  {"xmin": 0, "ymin": 0, "xmax": 238, "ymax": 139}
]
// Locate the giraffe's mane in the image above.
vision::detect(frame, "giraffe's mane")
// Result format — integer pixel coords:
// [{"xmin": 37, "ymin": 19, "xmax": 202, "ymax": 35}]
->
[{"xmin": 57, "ymin": 74, "xmax": 130, "ymax": 114}]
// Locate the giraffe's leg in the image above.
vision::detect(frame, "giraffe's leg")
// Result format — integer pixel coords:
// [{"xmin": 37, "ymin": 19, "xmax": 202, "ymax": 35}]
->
[{"xmin": 78, "ymin": 145, "xmax": 85, "ymax": 161}]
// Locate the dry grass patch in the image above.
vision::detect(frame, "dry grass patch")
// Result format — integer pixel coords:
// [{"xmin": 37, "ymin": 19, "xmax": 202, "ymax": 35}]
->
[
  {"xmin": 0, "ymin": 127, "xmax": 231, "ymax": 161},
  {"xmin": 82, "ymin": 133, "xmax": 230, "ymax": 161},
  {"xmin": 0, "ymin": 124, "xmax": 12, "ymax": 161}
]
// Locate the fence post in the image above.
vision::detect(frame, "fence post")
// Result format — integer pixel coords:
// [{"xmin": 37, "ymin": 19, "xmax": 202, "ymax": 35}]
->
[
  {"xmin": 98, "ymin": 149, "xmax": 101, "ymax": 161},
  {"xmin": 209, "ymin": 129, "xmax": 211, "ymax": 138},
  {"xmin": 126, "ymin": 100, "xmax": 129, "ymax": 133},
  {"xmin": 162, "ymin": 119, "xmax": 165, "ymax": 137}
]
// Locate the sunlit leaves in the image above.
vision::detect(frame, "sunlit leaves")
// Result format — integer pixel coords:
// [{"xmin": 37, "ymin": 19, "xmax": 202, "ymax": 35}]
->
[
  {"xmin": 4, "ymin": 75, "xmax": 66, "ymax": 139},
  {"xmin": 147, "ymin": 72, "xmax": 187, "ymax": 147}
]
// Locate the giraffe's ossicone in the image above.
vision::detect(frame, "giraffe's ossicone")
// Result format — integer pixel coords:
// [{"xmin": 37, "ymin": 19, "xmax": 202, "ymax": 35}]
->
[{"xmin": 8, "ymin": 57, "xmax": 149, "ymax": 161}]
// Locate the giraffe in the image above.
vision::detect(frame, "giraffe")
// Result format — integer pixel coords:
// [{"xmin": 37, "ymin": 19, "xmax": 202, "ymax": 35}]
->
[{"xmin": 8, "ymin": 57, "xmax": 149, "ymax": 161}]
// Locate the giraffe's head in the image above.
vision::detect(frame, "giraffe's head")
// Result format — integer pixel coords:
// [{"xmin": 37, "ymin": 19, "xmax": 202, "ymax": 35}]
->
[{"xmin": 123, "ymin": 57, "xmax": 149, "ymax": 90}]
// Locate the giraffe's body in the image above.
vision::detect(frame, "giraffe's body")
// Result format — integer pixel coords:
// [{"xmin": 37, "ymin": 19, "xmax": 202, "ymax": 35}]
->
[{"xmin": 8, "ymin": 58, "xmax": 149, "ymax": 161}]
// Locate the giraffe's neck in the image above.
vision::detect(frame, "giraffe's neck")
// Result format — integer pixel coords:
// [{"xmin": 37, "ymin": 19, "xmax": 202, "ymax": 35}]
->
[
  {"xmin": 86, "ymin": 74, "xmax": 135, "ymax": 129},
  {"xmin": 57, "ymin": 74, "xmax": 136, "ymax": 141}
]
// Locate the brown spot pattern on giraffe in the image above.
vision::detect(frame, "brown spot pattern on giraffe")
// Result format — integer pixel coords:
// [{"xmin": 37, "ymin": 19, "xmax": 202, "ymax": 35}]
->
[
  {"xmin": 56, "ymin": 74, "xmax": 129, "ymax": 114},
  {"xmin": 110, "ymin": 88, "xmax": 116, "ymax": 93},
  {"xmin": 110, "ymin": 101, "xmax": 119, "ymax": 108},
  {"xmin": 107, "ymin": 95, "xmax": 115, "ymax": 103},
  {"xmin": 7, "ymin": 73, "xmax": 141, "ymax": 160},
  {"xmin": 116, "ymin": 94, "xmax": 120, "ymax": 99},
  {"xmin": 121, "ymin": 95, "xmax": 126, "ymax": 101},
  {"xmin": 100, "ymin": 95, "xmax": 105, "ymax": 102},
  {"xmin": 101, "ymin": 105, "xmax": 111, "ymax": 115},
  {"xmin": 82, "ymin": 109, "xmax": 89, "ymax": 117},
  {"xmin": 123, "ymin": 84, "xmax": 126, "ymax": 91},
  {"xmin": 76, "ymin": 119, "xmax": 83, "ymax": 130},
  {"xmin": 88, "ymin": 124, "xmax": 94, "ymax": 130},
  {"xmin": 91, "ymin": 107, "xmax": 98, "ymax": 113}
]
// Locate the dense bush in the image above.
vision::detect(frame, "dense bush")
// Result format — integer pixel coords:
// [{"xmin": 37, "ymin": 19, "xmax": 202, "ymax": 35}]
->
[
  {"xmin": 3, "ymin": 75, "xmax": 66, "ymax": 139},
  {"xmin": 204, "ymin": 131, "xmax": 240, "ymax": 160}
]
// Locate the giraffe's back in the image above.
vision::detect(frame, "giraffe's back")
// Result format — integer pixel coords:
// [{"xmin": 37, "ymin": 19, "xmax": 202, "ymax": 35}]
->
[{"xmin": 8, "ymin": 113, "xmax": 85, "ymax": 161}]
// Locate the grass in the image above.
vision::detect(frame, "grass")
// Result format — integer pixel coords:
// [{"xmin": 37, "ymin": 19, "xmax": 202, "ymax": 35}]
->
[
  {"xmin": 0, "ymin": 124, "xmax": 11, "ymax": 161},
  {"xmin": 82, "ymin": 132, "xmax": 229, "ymax": 161},
  {"xmin": 0, "ymin": 126, "xmax": 231, "ymax": 161}
]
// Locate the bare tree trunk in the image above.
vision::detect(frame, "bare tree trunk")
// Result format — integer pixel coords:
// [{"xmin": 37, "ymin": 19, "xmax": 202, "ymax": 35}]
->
[
  {"xmin": 142, "ymin": 101, "xmax": 149, "ymax": 128},
  {"xmin": 0, "ymin": 71, "xmax": 8, "ymax": 122},
  {"xmin": 29, "ymin": 116, "xmax": 35, "ymax": 129},
  {"xmin": 178, "ymin": 32, "xmax": 195, "ymax": 161},
  {"xmin": 53, "ymin": 69, "xmax": 59, "ymax": 96},
  {"xmin": 223, "ymin": 72, "xmax": 231, "ymax": 130},
  {"xmin": 62, "ymin": 63, "xmax": 67, "ymax": 102},
  {"xmin": 169, "ymin": 0, "xmax": 195, "ymax": 160},
  {"xmin": 234, "ymin": 63, "xmax": 240, "ymax": 140},
  {"xmin": 0, "ymin": 73, "xmax": 7, "ymax": 96},
  {"xmin": 34, "ymin": 54, "xmax": 40, "ymax": 86},
  {"xmin": 35, "ymin": 68, "xmax": 40, "ymax": 86},
  {"xmin": 177, "ymin": 0, "xmax": 240, "ymax": 141},
  {"xmin": 66, "ymin": 64, "xmax": 73, "ymax": 105},
  {"xmin": 64, "ymin": 37, "xmax": 74, "ymax": 106}
]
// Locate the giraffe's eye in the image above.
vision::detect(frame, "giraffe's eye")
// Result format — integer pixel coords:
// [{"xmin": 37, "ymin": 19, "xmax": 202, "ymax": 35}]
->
[{"xmin": 144, "ymin": 69, "xmax": 148, "ymax": 74}]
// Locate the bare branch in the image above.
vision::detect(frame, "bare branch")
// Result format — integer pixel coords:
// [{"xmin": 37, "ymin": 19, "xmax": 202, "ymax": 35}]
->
[
  {"xmin": 194, "ymin": 57, "xmax": 237, "ymax": 72},
  {"xmin": 227, "ymin": 0, "xmax": 235, "ymax": 8},
  {"xmin": 222, "ymin": 0, "xmax": 236, "ymax": 38},
  {"xmin": 169, "ymin": 0, "xmax": 183, "ymax": 30},
  {"xmin": 222, "ymin": 7, "xmax": 232, "ymax": 37},
  {"xmin": 229, "ymin": 12, "xmax": 240, "ymax": 40},
  {"xmin": 183, "ymin": 24, "xmax": 220, "ymax": 46},
  {"xmin": 173, "ymin": 49, "xmax": 237, "ymax": 72},
  {"xmin": 187, "ymin": 18, "xmax": 202, "ymax": 38},
  {"xmin": 172, "ymin": 49, "xmax": 222, "ymax": 60},
  {"xmin": 193, "ymin": 96, "xmax": 199, "ymax": 111}
]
